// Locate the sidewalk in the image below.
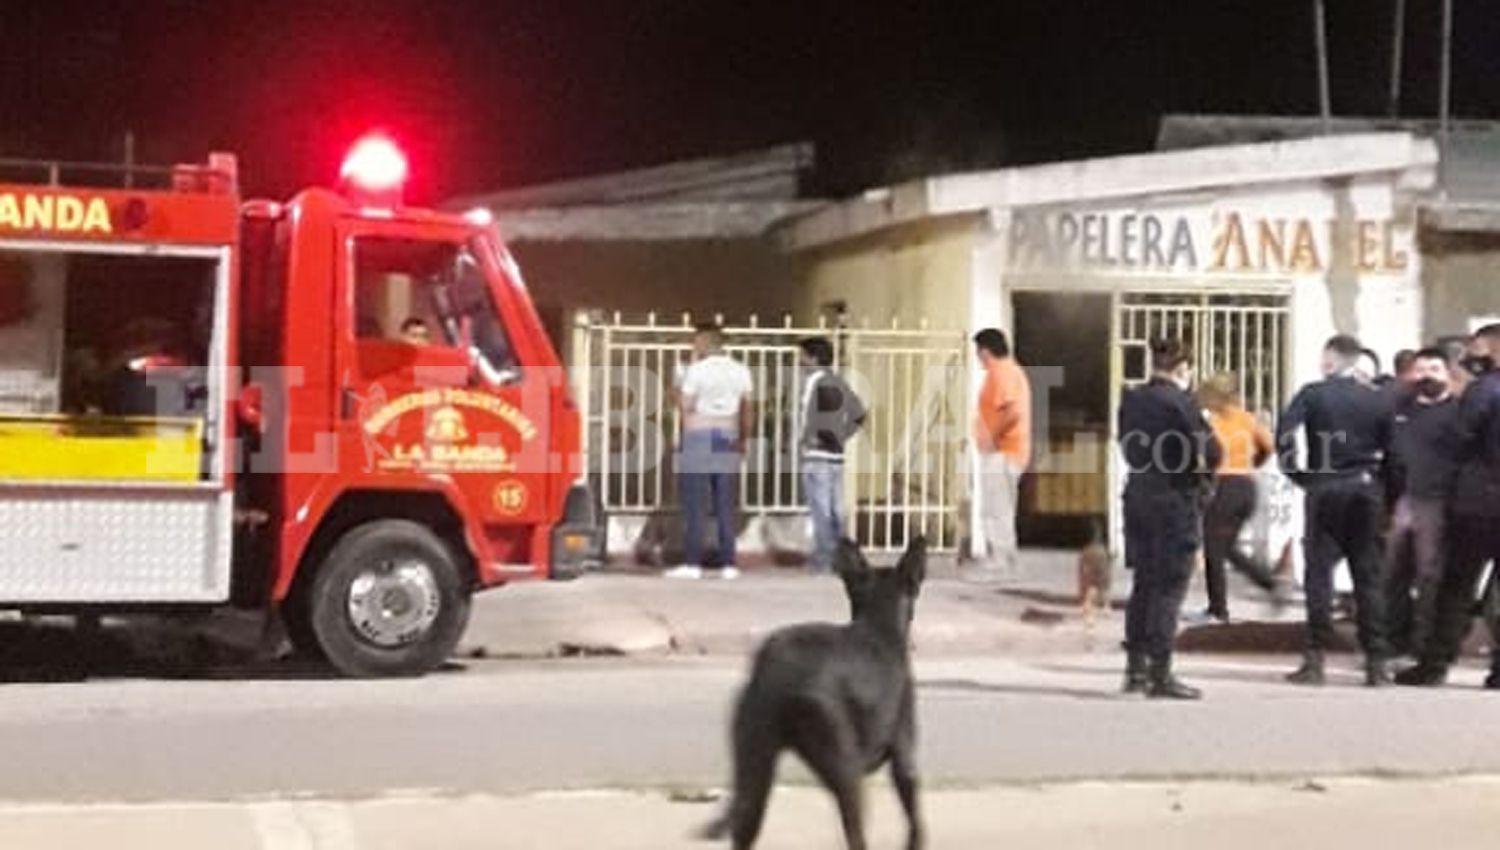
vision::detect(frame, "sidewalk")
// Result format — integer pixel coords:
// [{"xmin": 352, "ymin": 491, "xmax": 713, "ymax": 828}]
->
[
  {"xmin": 0, "ymin": 548, "xmax": 1411, "ymax": 672},
  {"xmin": 457, "ymin": 548, "xmax": 1305, "ymax": 659}
]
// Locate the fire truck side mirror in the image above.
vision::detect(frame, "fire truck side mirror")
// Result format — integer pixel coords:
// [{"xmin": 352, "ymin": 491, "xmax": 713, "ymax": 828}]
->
[{"xmin": 237, "ymin": 382, "xmax": 265, "ymax": 432}]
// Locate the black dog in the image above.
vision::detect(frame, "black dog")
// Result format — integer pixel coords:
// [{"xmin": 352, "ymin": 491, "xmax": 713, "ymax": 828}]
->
[{"xmin": 702, "ymin": 536, "xmax": 926, "ymax": 850}]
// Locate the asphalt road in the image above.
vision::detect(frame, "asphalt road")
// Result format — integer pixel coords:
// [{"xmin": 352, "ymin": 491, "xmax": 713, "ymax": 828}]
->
[{"xmin": 3, "ymin": 653, "xmax": 1500, "ymax": 804}]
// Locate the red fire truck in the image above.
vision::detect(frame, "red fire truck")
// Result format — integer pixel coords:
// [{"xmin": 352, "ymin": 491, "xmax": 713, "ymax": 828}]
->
[{"xmin": 0, "ymin": 136, "xmax": 601, "ymax": 676}]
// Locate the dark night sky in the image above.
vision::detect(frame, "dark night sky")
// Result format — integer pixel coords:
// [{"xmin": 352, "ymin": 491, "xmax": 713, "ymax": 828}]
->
[{"xmin": 3, "ymin": 0, "xmax": 1498, "ymax": 203}]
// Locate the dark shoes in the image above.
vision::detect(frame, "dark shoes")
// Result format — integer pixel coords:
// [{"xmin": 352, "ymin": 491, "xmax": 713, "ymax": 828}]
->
[
  {"xmin": 1148, "ymin": 658, "xmax": 1202, "ymax": 700},
  {"xmin": 1124, "ymin": 654, "xmax": 1201, "ymax": 699},
  {"xmin": 1287, "ymin": 654, "xmax": 1390, "ymax": 686},
  {"xmin": 1286, "ymin": 654, "xmax": 1325, "ymax": 686},
  {"xmin": 1394, "ymin": 662, "xmax": 1449, "ymax": 687},
  {"xmin": 1148, "ymin": 674, "xmax": 1203, "ymax": 700},
  {"xmin": 1485, "ymin": 669, "xmax": 1500, "ymax": 690}
]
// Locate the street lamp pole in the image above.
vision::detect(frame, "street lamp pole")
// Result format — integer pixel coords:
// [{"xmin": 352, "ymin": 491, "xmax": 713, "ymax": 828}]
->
[{"xmin": 1314, "ymin": 0, "xmax": 1333, "ymax": 134}]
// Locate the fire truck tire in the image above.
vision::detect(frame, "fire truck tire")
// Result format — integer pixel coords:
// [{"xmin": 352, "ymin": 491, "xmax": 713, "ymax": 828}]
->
[
  {"xmin": 308, "ymin": 519, "xmax": 472, "ymax": 678},
  {"xmin": 280, "ymin": 592, "xmax": 325, "ymax": 661}
]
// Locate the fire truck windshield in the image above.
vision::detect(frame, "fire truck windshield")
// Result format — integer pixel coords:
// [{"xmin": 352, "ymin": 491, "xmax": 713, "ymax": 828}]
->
[
  {"xmin": 435, "ymin": 247, "xmax": 518, "ymax": 384},
  {"xmin": 353, "ymin": 237, "xmax": 519, "ymax": 385}
]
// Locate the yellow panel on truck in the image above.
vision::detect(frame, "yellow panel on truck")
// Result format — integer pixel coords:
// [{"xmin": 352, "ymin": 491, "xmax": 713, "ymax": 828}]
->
[{"xmin": 0, "ymin": 415, "xmax": 203, "ymax": 482}]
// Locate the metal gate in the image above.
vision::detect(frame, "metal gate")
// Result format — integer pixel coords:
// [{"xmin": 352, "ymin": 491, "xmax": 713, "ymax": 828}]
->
[
  {"xmin": 571, "ymin": 312, "xmax": 969, "ymax": 553},
  {"xmin": 1113, "ymin": 291, "xmax": 1290, "ymax": 418},
  {"xmin": 1108, "ymin": 290, "xmax": 1294, "ymax": 556}
]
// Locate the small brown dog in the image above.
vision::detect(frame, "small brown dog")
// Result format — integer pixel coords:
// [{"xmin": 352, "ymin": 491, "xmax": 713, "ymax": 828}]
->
[{"xmin": 1077, "ymin": 519, "xmax": 1112, "ymax": 625}]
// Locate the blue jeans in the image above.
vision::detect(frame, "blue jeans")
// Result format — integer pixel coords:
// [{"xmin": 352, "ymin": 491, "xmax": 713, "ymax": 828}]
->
[
  {"xmin": 802, "ymin": 457, "xmax": 844, "ymax": 572},
  {"xmin": 679, "ymin": 428, "xmax": 740, "ymax": 567}
]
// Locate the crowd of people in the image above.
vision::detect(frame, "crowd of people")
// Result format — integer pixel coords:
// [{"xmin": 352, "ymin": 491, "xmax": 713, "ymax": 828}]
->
[
  {"xmin": 1120, "ymin": 324, "xmax": 1500, "ymax": 698},
  {"xmin": 663, "ymin": 323, "xmax": 1023, "ymax": 583},
  {"xmin": 662, "ymin": 318, "xmax": 1500, "ymax": 702},
  {"xmin": 664, "ymin": 324, "xmax": 867, "ymax": 582}
]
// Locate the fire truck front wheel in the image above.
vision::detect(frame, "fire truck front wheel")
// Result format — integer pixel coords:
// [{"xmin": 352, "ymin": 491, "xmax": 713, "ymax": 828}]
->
[{"xmin": 308, "ymin": 519, "xmax": 473, "ymax": 678}]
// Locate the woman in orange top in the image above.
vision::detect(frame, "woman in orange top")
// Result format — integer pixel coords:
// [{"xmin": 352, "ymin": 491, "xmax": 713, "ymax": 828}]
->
[{"xmin": 1198, "ymin": 373, "xmax": 1284, "ymax": 622}]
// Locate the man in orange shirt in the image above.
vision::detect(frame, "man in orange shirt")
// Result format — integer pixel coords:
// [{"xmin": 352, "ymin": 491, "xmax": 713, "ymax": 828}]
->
[
  {"xmin": 1197, "ymin": 373, "xmax": 1283, "ymax": 622},
  {"xmin": 972, "ymin": 328, "xmax": 1031, "ymax": 576}
]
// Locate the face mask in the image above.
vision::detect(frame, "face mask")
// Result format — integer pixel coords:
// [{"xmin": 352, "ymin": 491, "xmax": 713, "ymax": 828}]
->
[
  {"xmin": 1461, "ymin": 355, "xmax": 1495, "ymax": 377},
  {"xmin": 1416, "ymin": 378, "xmax": 1447, "ymax": 399}
]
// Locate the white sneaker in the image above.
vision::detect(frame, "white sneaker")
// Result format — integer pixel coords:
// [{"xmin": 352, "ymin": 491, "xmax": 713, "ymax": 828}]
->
[
  {"xmin": 664, "ymin": 565, "xmax": 703, "ymax": 580},
  {"xmin": 1181, "ymin": 608, "xmax": 1222, "ymax": 626},
  {"xmin": 718, "ymin": 567, "xmax": 741, "ymax": 581}
]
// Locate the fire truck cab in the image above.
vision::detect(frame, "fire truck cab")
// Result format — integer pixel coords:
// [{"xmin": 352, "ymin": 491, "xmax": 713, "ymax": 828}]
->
[{"xmin": 0, "ymin": 139, "xmax": 601, "ymax": 677}]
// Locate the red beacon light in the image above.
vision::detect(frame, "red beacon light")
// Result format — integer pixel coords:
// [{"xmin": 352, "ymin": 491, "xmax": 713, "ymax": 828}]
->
[{"xmin": 340, "ymin": 134, "xmax": 408, "ymax": 207}]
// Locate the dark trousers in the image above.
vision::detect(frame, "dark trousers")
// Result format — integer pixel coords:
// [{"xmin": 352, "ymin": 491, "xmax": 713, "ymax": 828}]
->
[
  {"xmin": 680, "ymin": 428, "xmax": 741, "ymax": 567},
  {"xmin": 1382, "ymin": 495, "xmax": 1448, "ymax": 657},
  {"xmin": 1204, "ymin": 475, "xmax": 1276, "ymax": 618},
  {"xmin": 1301, "ymin": 477, "xmax": 1390, "ymax": 657},
  {"xmin": 1124, "ymin": 483, "xmax": 1200, "ymax": 663},
  {"xmin": 1424, "ymin": 513, "xmax": 1500, "ymax": 670}
]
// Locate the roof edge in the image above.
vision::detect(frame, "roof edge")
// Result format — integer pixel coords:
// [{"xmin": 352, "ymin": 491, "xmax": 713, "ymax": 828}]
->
[
  {"xmin": 449, "ymin": 142, "xmax": 814, "ymax": 210},
  {"xmin": 495, "ymin": 199, "xmax": 826, "ymax": 242},
  {"xmin": 781, "ymin": 132, "xmax": 1437, "ymax": 251}
]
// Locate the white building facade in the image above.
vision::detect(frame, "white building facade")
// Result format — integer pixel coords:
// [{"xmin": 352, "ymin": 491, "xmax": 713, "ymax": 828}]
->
[{"xmin": 783, "ymin": 133, "xmax": 1439, "ymax": 564}]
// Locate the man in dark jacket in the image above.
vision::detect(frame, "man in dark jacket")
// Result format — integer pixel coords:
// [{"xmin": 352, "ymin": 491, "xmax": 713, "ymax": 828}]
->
[
  {"xmin": 1400, "ymin": 323, "xmax": 1500, "ymax": 688},
  {"xmin": 1118, "ymin": 337, "xmax": 1222, "ymax": 699},
  {"xmin": 797, "ymin": 337, "xmax": 867, "ymax": 574},
  {"xmin": 1382, "ymin": 348, "xmax": 1463, "ymax": 660},
  {"xmin": 1381, "ymin": 348, "xmax": 1420, "ymax": 514},
  {"xmin": 1277, "ymin": 334, "xmax": 1395, "ymax": 686}
]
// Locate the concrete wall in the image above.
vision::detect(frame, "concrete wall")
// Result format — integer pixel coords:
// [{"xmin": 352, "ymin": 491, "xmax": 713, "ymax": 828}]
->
[
  {"xmin": 788, "ymin": 218, "xmax": 981, "ymax": 540},
  {"xmin": 507, "ymin": 239, "xmax": 800, "ymax": 359},
  {"xmin": 791, "ymin": 216, "xmax": 981, "ymax": 327},
  {"xmin": 1419, "ymin": 229, "xmax": 1500, "ymax": 342}
]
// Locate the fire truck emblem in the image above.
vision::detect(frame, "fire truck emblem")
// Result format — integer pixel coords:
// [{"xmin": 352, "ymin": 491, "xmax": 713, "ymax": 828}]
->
[
  {"xmin": 425, "ymin": 406, "xmax": 469, "ymax": 443},
  {"xmin": 362, "ymin": 388, "xmax": 534, "ymax": 474}
]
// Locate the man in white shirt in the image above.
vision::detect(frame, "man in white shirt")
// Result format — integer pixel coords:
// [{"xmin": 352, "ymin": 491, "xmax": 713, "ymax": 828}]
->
[{"xmin": 668, "ymin": 323, "xmax": 754, "ymax": 579}]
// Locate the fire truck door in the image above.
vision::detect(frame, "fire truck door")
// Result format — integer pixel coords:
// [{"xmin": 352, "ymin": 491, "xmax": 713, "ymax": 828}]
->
[{"xmin": 338, "ymin": 229, "xmax": 549, "ymax": 536}]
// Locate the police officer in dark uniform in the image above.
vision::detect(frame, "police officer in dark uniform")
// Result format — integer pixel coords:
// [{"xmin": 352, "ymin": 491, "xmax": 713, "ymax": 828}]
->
[
  {"xmin": 1398, "ymin": 322, "xmax": 1500, "ymax": 688},
  {"xmin": 1119, "ymin": 338, "xmax": 1221, "ymax": 699},
  {"xmin": 1277, "ymin": 334, "xmax": 1394, "ymax": 686}
]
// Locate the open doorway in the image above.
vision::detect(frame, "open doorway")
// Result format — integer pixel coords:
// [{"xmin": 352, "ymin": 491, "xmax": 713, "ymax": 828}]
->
[{"xmin": 1012, "ymin": 291, "xmax": 1111, "ymax": 547}]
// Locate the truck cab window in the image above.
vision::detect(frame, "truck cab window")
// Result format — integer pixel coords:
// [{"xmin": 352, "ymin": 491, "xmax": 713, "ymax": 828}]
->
[
  {"xmin": 352, "ymin": 237, "xmax": 519, "ymax": 384},
  {"xmin": 353, "ymin": 238, "xmax": 450, "ymax": 343}
]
